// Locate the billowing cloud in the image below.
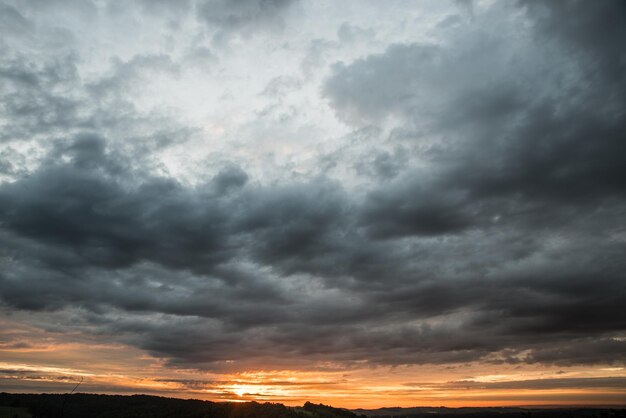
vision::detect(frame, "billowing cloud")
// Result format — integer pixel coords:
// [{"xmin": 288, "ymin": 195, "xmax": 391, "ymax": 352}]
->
[{"xmin": 0, "ymin": 0, "xmax": 625, "ymax": 406}]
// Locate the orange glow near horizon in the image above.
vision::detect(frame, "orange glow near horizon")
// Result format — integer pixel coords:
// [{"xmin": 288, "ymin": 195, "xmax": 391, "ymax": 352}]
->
[
  {"xmin": 1, "ymin": 334, "xmax": 625, "ymax": 409},
  {"xmin": 1, "ymin": 319, "xmax": 624, "ymax": 408}
]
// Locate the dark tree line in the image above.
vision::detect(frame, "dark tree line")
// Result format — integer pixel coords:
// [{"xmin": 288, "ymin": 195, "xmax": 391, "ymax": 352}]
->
[{"xmin": 0, "ymin": 393, "xmax": 362, "ymax": 418}]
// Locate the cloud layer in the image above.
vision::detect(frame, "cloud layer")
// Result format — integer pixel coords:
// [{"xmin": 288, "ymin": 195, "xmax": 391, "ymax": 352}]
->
[{"xmin": 1, "ymin": 0, "xmax": 625, "ymax": 383}]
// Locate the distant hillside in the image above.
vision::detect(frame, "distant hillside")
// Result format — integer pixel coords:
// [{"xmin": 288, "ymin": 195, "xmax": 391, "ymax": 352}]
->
[
  {"xmin": 353, "ymin": 406, "xmax": 626, "ymax": 418},
  {"xmin": 0, "ymin": 393, "xmax": 362, "ymax": 418}
]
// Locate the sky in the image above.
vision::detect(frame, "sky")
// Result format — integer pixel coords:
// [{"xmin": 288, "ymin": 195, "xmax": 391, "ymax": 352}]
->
[{"xmin": 0, "ymin": 0, "xmax": 625, "ymax": 409}]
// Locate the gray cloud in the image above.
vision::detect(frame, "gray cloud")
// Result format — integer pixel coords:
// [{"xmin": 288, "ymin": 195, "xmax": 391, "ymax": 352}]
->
[
  {"xmin": 0, "ymin": 0, "xmax": 625, "ymax": 375},
  {"xmin": 196, "ymin": 0, "xmax": 296, "ymax": 44},
  {"xmin": 401, "ymin": 376, "xmax": 626, "ymax": 391},
  {"xmin": 0, "ymin": 50, "xmax": 85, "ymax": 142},
  {"xmin": 324, "ymin": 0, "xmax": 626, "ymax": 238}
]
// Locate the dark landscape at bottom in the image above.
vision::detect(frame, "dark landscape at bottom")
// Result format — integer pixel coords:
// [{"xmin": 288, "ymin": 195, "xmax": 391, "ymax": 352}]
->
[{"xmin": 0, "ymin": 393, "xmax": 624, "ymax": 418}]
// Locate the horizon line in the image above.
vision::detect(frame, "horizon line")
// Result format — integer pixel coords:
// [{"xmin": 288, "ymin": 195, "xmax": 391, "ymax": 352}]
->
[{"xmin": 2, "ymin": 391, "xmax": 625, "ymax": 410}]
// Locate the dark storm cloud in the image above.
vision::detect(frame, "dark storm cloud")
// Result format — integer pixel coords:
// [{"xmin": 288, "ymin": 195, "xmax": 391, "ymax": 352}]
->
[
  {"xmin": 0, "ymin": 0, "xmax": 625, "ymax": 373},
  {"xmin": 359, "ymin": 182, "xmax": 475, "ymax": 238},
  {"xmin": 325, "ymin": 0, "xmax": 626, "ymax": 238},
  {"xmin": 212, "ymin": 165, "xmax": 249, "ymax": 194},
  {"xmin": 0, "ymin": 134, "xmax": 231, "ymax": 273},
  {"xmin": 236, "ymin": 180, "xmax": 349, "ymax": 273},
  {"xmin": 523, "ymin": 0, "xmax": 626, "ymax": 82}
]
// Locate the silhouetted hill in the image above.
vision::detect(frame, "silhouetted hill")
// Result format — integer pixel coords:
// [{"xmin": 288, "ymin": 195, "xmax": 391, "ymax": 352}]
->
[
  {"xmin": 0, "ymin": 394, "xmax": 624, "ymax": 418},
  {"xmin": 0, "ymin": 394, "xmax": 361, "ymax": 418},
  {"xmin": 304, "ymin": 402, "xmax": 362, "ymax": 418}
]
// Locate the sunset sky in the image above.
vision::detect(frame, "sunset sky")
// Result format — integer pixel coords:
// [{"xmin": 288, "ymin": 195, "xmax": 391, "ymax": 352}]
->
[{"xmin": 1, "ymin": 0, "xmax": 625, "ymax": 408}]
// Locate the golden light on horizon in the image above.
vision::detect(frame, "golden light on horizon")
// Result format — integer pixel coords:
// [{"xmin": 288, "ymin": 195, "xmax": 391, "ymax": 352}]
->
[{"xmin": 1, "ymin": 336, "xmax": 625, "ymax": 409}]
